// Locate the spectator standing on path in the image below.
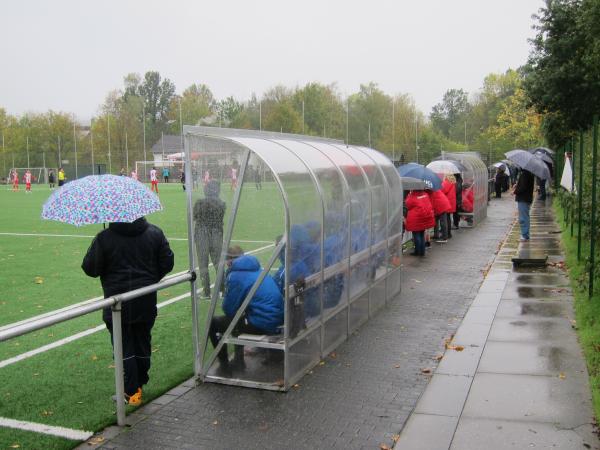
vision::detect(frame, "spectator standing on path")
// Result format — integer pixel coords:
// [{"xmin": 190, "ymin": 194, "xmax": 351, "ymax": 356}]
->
[
  {"xmin": 119, "ymin": 168, "xmax": 126, "ymax": 177},
  {"xmin": 203, "ymin": 170, "xmax": 211, "ymax": 187},
  {"xmin": 405, "ymin": 189, "xmax": 435, "ymax": 256},
  {"xmin": 81, "ymin": 217, "xmax": 174, "ymax": 406},
  {"xmin": 453, "ymin": 173, "xmax": 463, "ymax": 229},
  {"xmin": 180, "ymin": 169, "xmax": 186, "ymax": 191},
  {"xmin": 495, "ymin": 167, "xmax": 507, "ymax": 198},
  {"xmin": 512, "ymin": 169, "xmax": 535, "ymax": 242},
  {"xmin": 162, "ymin": 167, "xmax": 170, "ymax": 183},
  {"xmin": 428, "ymin": 187, "xmax": 452, "ymax": 243},
  {"xmin": 441, "ymin": 174, "xmax": 457, "ymax": 238},
  {"xmin": 58, "ymin": 168, "xmax": 66, "ymax": 187},
  {"xmin": 209, "ymin": 245, "xmax": 284, "ymax": 375},
  {"xmin": 150, "ymin": 167, "xmax": 159, "ymax": 193},
  {"xmin": 193, "ymin": 180, "xmax": 226, "ymax": 298},
  {"xmin": 48, "ymin": 169, "xmax": 55, "ymax": 189},
  {"xmin": 254, "ymin": 166, "xmax": 262, "ymax": 190}
]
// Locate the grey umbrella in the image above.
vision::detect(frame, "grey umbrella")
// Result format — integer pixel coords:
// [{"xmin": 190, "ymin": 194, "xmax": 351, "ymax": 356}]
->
[
  {"xmin": 532, "ymin": 146, "xmax": 555, "ymax": 155},
  {"xmin": 505, "ymin": 149, "xmax": 551, "ymax": 180},
  {"xmin": 532, "ymin": 150, "xmax": 554, "ymax": 165}
]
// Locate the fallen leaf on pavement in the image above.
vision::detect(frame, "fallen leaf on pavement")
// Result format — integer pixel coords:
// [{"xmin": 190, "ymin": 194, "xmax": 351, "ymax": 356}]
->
[
  {"xmin": 394, "ymin": 364, "xmax": 400, "ymax": 368},
  {"xmin": 559, "ymin": 373, "xmax": 566, "ymax": 380},
  {"xmin": 212, "ymin": 420, "xmax": 218, "ymax": 425},
  {"xmin": 329, "ymin": 352, "xmax": 337, "ymax": 359},
  {"xmin": 87, "ymin": 436, "xmax": 105, "ymax": 446},
  {"xmin": 411, "ymin": 279, "xmax": 422, "ymax": 283},
  {"xmin": 447, "ymin": 345, "xmax": 465, "ymax": 352},
  {"xmin": 433, "ymin": 354, "xmax": 443, "ymax": 361},
  {"xmin": 421, "ymin": 368, "xmax": 432, "ymax": 374},
  {"xmin": 380, "ymin": 444, "xmax": 391, "ymax": 450},
  {"xmin": 392, "ymin": 434, "xmax": 400, "ymax": 442}
]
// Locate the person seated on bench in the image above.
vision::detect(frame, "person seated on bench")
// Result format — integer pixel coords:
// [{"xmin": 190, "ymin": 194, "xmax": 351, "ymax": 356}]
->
[{"xmin": 209, "ymin": 245, "xmax": 284, "ymax": 375}]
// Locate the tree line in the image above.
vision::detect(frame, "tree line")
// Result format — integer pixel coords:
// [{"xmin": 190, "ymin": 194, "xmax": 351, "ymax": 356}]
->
[{"xmin": 0, "ymin": 68, "xmax": 544, "ymax": 176}]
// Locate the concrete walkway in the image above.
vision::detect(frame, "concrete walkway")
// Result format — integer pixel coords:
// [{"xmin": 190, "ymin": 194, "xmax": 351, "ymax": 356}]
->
[
  {"xmin": 396, "ymin": 198, "xmax": 599, "ymax": 450},
  {"xmin": 82, "ymin": 196, "xmax": 598, "ymax": 450}
]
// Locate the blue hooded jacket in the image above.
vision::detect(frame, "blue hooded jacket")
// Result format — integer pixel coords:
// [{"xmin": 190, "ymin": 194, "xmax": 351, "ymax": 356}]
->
[{"xmin": 222, "ymin": 255, "xmax": 284, "ymax": 334}]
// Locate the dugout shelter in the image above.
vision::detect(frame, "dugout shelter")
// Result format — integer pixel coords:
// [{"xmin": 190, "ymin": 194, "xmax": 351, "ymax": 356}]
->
[{"xmin": 183, "ymin": 127, "xmax": 404, "ymax": 391}]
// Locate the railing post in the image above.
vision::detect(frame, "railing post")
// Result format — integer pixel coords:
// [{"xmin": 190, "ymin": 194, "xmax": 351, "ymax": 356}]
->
[
  {"xmin": 578, "ymin": 130, "xmax": 584, "ymax": 261},
  {"xmin": 571, "ymin": 136, "xmax": 575, "ymax": 237},
  {"xmin": 589, "ymin": 115, "xmax": 598, "ymax": 299},
  {"xmin": 111, "ymin": 301, "xmax": 127, "ymax": 426}
]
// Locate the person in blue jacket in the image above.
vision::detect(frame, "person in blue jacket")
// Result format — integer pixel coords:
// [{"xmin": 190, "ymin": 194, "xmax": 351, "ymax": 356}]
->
[{"xmin": 209, "ymin": 245, "xmax": 283, "ymax": 374}]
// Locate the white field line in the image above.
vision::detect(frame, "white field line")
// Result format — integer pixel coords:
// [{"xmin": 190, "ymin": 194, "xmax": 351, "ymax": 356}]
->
[
  {"xmin": 0, "ymin": 244, "xmax": 274, "ymax": 333},
  {"xmin": 0, "ymin": 231, "xmax": 273, "ymax": 244},
  {"xmin": 0, "ymin": 416, "xmax": 93, "ymax": 441},
  {"xmin": 0, "ymin": 244, "xmax": 274, "ymax": 369}
]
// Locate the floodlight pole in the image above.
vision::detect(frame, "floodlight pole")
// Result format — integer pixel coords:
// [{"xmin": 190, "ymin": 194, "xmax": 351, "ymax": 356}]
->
[
  {"xmin": 90, "ymin": 120, "xmax": 95, "ymax": 175},
  {"xmin": 73, "ymin": 117, "xmax": 78, "ymax": 179},
  {"xmin": 259, "ymin": 102, "xmax": 262, "ymax": 131},
  {"xmin": 2, "ymin": 132, "xmax": 5, "ymax": 176},
  {"xmin": 57, "ymin": 136, "xmax": 61, "ymax": 169},
  {"xmin": 392, "ymin": 100, "xmax": 395, "ymax": 161},
  {"xmin": 302, "ymin": 100, "xmax": 305, "ymax": 134},
  {"xmin": 161, "ymin": 132, "xmax": 165, "ymax": 163},
  {"xmin": 26, "ymin": 136, "xmax": 30, "ymax": 168},
  {"xmin": 143, "ymin": 103, "xmax": 147, "ymax": 181},
  {"xmin": 179, "ymin": 97, "xmax": 183, "ymax": 151},
  {"xmin": 125, "ymin": 132, "xmax": 129, "ymax": 172},
  {"xmin": 346, "ymin": 99, "xmax": 349, "ymax": 145},
  {"xmin": 107, "ymin": 114, "xmax": 112, "ymax": 174}
]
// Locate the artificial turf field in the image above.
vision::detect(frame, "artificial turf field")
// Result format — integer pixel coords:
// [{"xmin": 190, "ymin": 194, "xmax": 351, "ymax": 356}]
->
[{"xmin": 0, "ymin": 181, "xmax": 283, "ymax": 449}]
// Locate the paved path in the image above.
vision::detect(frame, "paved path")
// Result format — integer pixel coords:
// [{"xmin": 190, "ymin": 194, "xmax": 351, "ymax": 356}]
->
[
  {"xmin": 396, "ymin": 198, "xmax": 599, "ymax": 450},
  {"xmin": 85, "ymin": 196, "xmax": 571, "ymax": 450}
]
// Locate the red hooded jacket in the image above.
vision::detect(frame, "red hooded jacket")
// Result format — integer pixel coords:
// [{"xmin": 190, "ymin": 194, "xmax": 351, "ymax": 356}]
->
[
  {"xmin": 462, "ymin": 187, "xmax": 474, "ymax": 213},
  {"xmin": 428, "ymin": 190, "xmax": 452, "ymax": 216},
  {"xmin": 441, "ymin": 179, "xmax": 457, "ymax": 213},
  {"xmin": 405, "ymin": 191, "xmax": 435, "ymax": 232}
]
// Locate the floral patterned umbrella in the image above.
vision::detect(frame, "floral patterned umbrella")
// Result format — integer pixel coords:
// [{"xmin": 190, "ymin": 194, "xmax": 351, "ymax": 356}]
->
[{"xmin": 42, "ymin": 174, "xmax": 162, "ymax": 226}]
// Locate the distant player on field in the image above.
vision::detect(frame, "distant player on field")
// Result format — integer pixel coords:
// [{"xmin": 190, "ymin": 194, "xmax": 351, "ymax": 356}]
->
[
  {"xmin": 58, "ymin": 168, "xmax": 66, "ymax": 187},
  {"xmin": 150, "ymin": 167, "xmax": 159, "ymax": 193},
  {"xmin": 203, "ymin": 170, "xmax": 210, "ymax": 186},
  {"xmin": 11, "ymin": 169, "xmax": 19, "ymax": 191},
  {"xmin": 230, "ymin": 167, "xmax": 238, "ymax": 191},
  {"xmin": 131, "ymin": 169, "xmax": 138, "ymax": 181},
  {"xmin": 24, "ymin": 169, "xmax": 32, "ymax": 193}
]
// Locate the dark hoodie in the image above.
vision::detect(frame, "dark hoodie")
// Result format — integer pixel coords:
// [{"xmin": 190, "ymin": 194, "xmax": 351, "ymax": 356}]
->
[{"xmin": 82, "ymin": 217, "xmax": 174, "ymax": 323}]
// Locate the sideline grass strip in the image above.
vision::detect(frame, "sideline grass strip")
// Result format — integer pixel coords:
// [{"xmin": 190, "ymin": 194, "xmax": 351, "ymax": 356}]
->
[{"xmin": 555, "ymin": 201, "xmax": 600, "ymax": 422}]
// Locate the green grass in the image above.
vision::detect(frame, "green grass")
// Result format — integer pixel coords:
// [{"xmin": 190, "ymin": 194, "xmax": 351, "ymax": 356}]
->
[
  {"xmin": 0, "ymin": 181, "xmax": 284, "ymax": 449},
  {"xmin": 555, "ymin": 201, "xmax": 600, "ymax": 423}
]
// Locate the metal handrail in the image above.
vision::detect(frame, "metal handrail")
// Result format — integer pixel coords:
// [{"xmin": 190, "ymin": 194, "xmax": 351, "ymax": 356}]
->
[{"xmin": 0, "ymin": 271, "xmax": 194, "ymax": 426}]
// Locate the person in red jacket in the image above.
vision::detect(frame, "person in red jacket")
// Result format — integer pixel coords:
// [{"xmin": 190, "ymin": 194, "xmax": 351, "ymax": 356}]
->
[
  {"xmin": 428, "ymin": 188, "xmax": 452, "ymax": 243},
  {"xmin": 441, "ymin": 174, "xmax": 457, "ymax": 238},
  {"xmin": 461, "ymin": 184, "xmax": 474, "ymax": 225},
  {"xmin": 405, "ymin": 189, "xmax": 435, "ymax": 256}
]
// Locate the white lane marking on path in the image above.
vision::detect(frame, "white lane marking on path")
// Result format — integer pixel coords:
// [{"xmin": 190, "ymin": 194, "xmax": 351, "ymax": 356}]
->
[
  {"xmin": 0, "ymin": 416, "xmax": 93, "ymax": 441},
  {"xmin": 0, "ymin": 244, "xmax": 274, "ymax": 369},
  {"xmin": 0, "ymin": 232, "xmax": 273, "ymax": 244}
]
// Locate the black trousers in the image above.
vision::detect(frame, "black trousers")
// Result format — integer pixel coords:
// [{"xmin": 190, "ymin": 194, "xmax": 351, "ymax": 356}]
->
[
  {"xmin": 106, "ymin": 318, "xmax": 155, "ymax": 396},
  {"xmin": 495, "ymin": 183, "xmax": 502, "ymax": 198},
  {"xmin": 209, "ymin": 315, "xmax": 263, "ymax": 363}
]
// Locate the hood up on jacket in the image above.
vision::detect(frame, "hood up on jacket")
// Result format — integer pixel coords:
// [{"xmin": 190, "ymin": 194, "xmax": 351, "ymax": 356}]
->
[{"xmin": 108, "ymin": 217, "xmax": 149, "ymax": 237}]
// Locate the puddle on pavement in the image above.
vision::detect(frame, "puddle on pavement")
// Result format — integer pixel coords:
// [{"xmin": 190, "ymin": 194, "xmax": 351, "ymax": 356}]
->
[
  {"xmin": 514, "ymin": 286, "xmax": 569, "ymax": 298},
  {"xmin": 515, "ymin": 274, "xmax": 566, "ymax": 285},
  {"xmin": 518, "ymin": 302, "xmax": 563, "ymax": 317}
]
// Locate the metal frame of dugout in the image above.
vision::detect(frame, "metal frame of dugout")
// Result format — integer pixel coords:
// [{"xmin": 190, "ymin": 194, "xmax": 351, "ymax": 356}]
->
[
  {"xmin": 438, "ymin": 151, "xmax": 488, "ymax": 226},
  {"xmin": 183, "ymin": 126, "xmax": 404, "ymax": 391}
]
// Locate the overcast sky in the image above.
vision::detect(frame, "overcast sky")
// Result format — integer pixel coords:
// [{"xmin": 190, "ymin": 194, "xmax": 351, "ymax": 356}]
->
[{"xmin": 1, "ymin": 0, "xmax": 543, "ymax": 124}]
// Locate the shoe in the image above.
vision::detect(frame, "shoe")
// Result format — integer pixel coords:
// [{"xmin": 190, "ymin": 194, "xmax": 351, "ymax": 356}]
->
[
  {"xmin": 425, "ymin": 242, "xmax": 431, "ymax": 248},
  {"xmin": 435, "ymin": 239, "xmax": 448, "ymax": 243},
  {"xmin": 128, "ymin": 388, "xmax": 142, "ymax": 406},
  {"xmin": 215, "ymin": 362, "xmax": 232, "ymax": 377},
  {"xmin": 519, "ymin": 237, "xmax": 530, "ymax": 242},
  {"xmin": 230, "ymin": 357, "xmax": 246, "ymax": 371}
]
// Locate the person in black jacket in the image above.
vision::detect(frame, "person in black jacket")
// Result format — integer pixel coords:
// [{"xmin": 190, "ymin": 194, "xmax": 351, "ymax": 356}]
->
[
  {"xmin": 452, "ymin": 173, "xmax": 463, "ymax": 229},
  {"xmin": 82, "ymin": 217, "xmax": 174, "ymax": 405},
  {"xmin": 193, "ymin": 180, "xmax": 226, "ymax": 297},
  {"xmin": 512, "ymin": 169, "xmax": 535, "ymax": 241}
]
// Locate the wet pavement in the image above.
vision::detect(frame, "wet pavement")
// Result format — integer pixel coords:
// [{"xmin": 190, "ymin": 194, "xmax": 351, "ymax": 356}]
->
[
  {"xmin": 396, "ymin": 198, "xmax": 599, "ymax": 450},
  {"xmin": 82, "ymin": 195, "xmax": 520, "ymax": 450}
]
